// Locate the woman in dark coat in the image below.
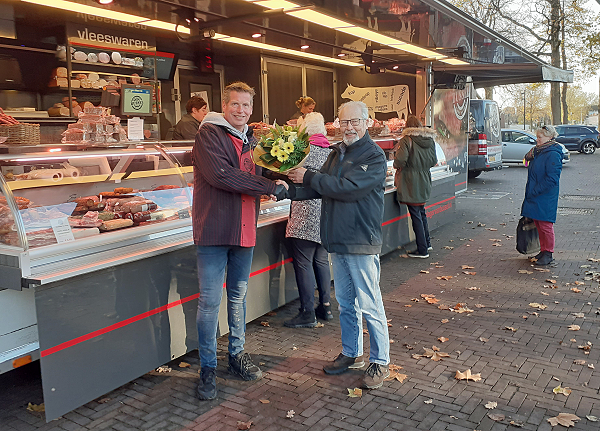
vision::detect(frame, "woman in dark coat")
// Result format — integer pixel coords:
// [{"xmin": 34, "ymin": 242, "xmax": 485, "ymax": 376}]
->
[
  {"xmin": 394, "ymin": 115, "xmax": 438, "ymax": 258},
  {"xmin": 521, "ymin": 125, "xmax": 563, "ymax": 266}
]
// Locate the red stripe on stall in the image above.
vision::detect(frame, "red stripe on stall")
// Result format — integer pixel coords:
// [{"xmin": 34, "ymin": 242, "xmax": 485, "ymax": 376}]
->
[
  {"xmin": 40, "ymin": 258, "xmax": 293, "ymax": 358},
  {"xmin": 382, "ymin": 196, "xmax": 455, "ymax": 226}
]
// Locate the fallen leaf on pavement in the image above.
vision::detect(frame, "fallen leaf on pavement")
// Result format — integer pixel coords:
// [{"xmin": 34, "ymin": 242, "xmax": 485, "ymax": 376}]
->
[
  {"xmin": 461, "ymin": 265, "xmax": 475, "ymax": 269},
  {"xmin": 485, "ymin": 401, "xmax": 497, "ymax": 409},
  {"xmin": 441, "ymin": 319, "xmax": 449, "ymax": 323},
  {"xmin": 286, "ymin": 410, "xmax": 295, "ymax": 418},
  {"xmin": 479, "ymin": 337, "xmax": 489, "ymax": 342},
  {"xmin": 588, "ymin": 364, "xmax": 595, "ymax": 369},
  {"xmin": 259, "ymin": 399, "xmax": 270, "ymax": 404},
  {"xmin": 574, "ymin": 281, "xmax": 585, "ymax": 285},
  {"xmin": 405, "ymin": 304, "xmax": 412, "ymax": 307},
  {"xmin": 347, "ymin": 388, "xmax": 363, "ymax": 398},
  {"xmin": 452, "ymin": 303, "xmax": 474, "ymax": 313},
  {"xmin": 424, "ymin": 399, "xmax": 433, "ymax": 404},
  {"xmin": 237, "ymin": 420, "xmax": 253, "ymax": 430},
  {"xmin": 404, "ymin": 343, "xmax": 414, "ymax": 350},
  {"xmin": 540, "ymin": 292, "xmax": 550, "ymax": 296},
  {"xmin": 438, "ymin": 337, "xmax": 449, "ymax": 343},
  {"xmin": 570, "ymin": 338, "xmax": 577, "ymax": 342},
  {"xmin": 568, "ymin": 325, "xmax": 580, "ymax": 331},
  {"xmin": 463, "ymin": 271, "xmax": 477, "ymax": 275},
  {"xmin": 518, "ymin": 270, "xmax": 533, "ymax": 274},
  {"xmin": 486, "ymin": 228, "xmax": 498, "ymax": 231},
  {"xmin": 436, "ymin": 276, "xmax": 453, "ymax": 280},
  {"xmin": 492, "ymin": 243, "xmax": 502, "ymax": 247},
  {"xmin": 553, "ymin": 385, "xmax": 572, "ymax": 396},
  {"xmin": 529, "ymin": 303, "xmax": 548, "ymax": 310},
  {"xmin": 97, "ymin": 398, "xmax": 111, "ymax": 404},
  {"xmin": 431, "ymin": 345, "xmax": 440, "ymax": 351},
  {"xmin": 544, "ymin": 284, "xmax": 558, "ymax": 289},
  {"xmin": 477, "ymin": 222, "xmax": 486, "ymax": 227},
  {"xmin": 389, "ymin": 364, "xmax": 403, "ymax": 371},
  {"xmin": 587, "ymin": 415, "xmax": 598, "ymax": 421},
  {"xmin": 510, "ymin": 420, "xmax": 525, "ymax": 427},
  {"xmin": 547, "ymin": 413, "xmax": 580, "ymax": 427},
  {"xmin": 260, "ymin": 321, "xmax": 270, "ymax": 327},
  {"xmin": 488, "ymin": 413, "xmax": 505, "ymax": 421},
  {"xmin": 546, "ymin": 279, "xmax": 557, "ymax": 284},
  {"xmin": 26, "ymin": 403, "xmax": 44, "ymax": 413},
  {"xmin": 363, "ymin": 328, "xmax": 369, "ymax": 334},
  {"xmin": 573, "ymin": 359, "xmax": 586, "ymax": 365},
  {"xmin": 572, "ymin": 312, "xmax": 584, "ymax": 318},
  {"xmin": 535, "ymin": 268, "xmax": 550, "ymax": 272},
  {"xmin": 420, "ymin": 270, "xmax": 430, "ymax": 274},
  {"xmin": 475, "ymin": 304, "xmax": 486, "ymax": 308},
  {"xmin": 314, "ymin": 322, "xmax": 325, "ymax": 328},
  {"xmin": 488, "ymin": 309, "xmax": 496, "ymax": 313},
  {"xmin": 420, "ymin": 347, "xmax": 450, "ymax": 361},
  {"xmin": 455, "ymin": 369, "xmax": 482, "ymax": 382},
  {"xmin": 266, "ymin": 311, "xmax": 277, "ymax": 316},
  {"xmin": 570, "ymin": 287, "xmax": 582, "ymax": 293},
  {"xmin": 443, "ymin": 246, "xmax": 454, "ymax": 250},
  {"xmin": 504, "ymin": 326, "xmax": 518, "ymax": 332},
  {"xmin": 421, "ymin": 294, "xmax": 440, "ymax": 304},
  {"xmin": 438, "ymin": 304, "xmax": 450, "ymax": 310},
  {"xmin": 155, "ymin": 366, "xmax": 171, "ymax": 373},
  {"xmin": 178, "ymin": 362, "xmax": 191, "ymax": 368},
  {"xmin": 385, "ymin": 371, "xmax": 408, "ymax": 383},
  {"xmin": 411, "ymin": 298, "xmax": 420, "ymax": 302}
]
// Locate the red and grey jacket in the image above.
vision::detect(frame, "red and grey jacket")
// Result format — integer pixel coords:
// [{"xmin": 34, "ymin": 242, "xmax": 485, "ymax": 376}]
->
[{"xmin": 192, "ymin": 116, "xmax": 277, "ymax": 246}]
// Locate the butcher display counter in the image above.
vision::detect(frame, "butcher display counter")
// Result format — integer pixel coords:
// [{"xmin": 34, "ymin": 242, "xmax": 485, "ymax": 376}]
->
[{"xmin": 0, "ymin": 143, "xmax": 456, "ymax": 421}]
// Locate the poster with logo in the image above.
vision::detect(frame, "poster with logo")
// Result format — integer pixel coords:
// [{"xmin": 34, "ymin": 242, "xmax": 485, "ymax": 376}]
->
[{"xmin": 432, "ymin": 87, "xmax": 469, "ymax": 193}]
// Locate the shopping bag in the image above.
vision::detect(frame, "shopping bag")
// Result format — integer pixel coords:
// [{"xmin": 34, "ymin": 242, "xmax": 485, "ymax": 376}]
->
[{"xmin": 516, "ymin": 217, "xmax": 540, "ymax": 255}]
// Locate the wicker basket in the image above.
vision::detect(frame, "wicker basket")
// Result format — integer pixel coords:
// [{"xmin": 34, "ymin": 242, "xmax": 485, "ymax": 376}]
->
[
  {"xmin": 0, "ymin": 124, "xmax": 41, "ymax": 145},
  {"xmin": 368, "ymin": 125, "xmax": 383, "ymax": 137}
]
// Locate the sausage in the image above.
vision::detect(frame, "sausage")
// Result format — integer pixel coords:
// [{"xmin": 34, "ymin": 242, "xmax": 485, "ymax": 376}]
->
[{"xmin": 99, "ymin": 219, "xmax": 133, "ymax": 231}]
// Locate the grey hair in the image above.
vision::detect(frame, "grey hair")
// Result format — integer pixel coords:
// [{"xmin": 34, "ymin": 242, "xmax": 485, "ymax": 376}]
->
[
  {"xmin": 536, "ymin": 125, "xmax": 558, "ymax": 139},
  {"xmin": 301, "ymin": 112, "xmax": 326, "ymax": 136},
  {"xmin": 338, "ymin": 101, "xmax": 369, "ymax": 120}
]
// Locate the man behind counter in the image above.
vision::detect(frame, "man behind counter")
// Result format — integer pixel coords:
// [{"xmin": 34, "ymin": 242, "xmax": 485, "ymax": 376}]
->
[{"xmin": 172, "ymin": 96, "xmax": 208, "ymax": 140}]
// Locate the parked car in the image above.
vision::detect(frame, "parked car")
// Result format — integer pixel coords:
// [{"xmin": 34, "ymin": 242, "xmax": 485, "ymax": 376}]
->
[
  {"xmin": 468, "ymin": 99, "xmax": 503, "ymax": 178},
  {"xmin": 554, "ymin": 124, "xmax": 599, "ymax": 154},
  {"xmin": 501, "ymin": 129, "xmax": 570, "ymax": 164}
]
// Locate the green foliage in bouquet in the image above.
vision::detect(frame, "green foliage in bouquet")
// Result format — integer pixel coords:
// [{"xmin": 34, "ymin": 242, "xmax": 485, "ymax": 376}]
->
[{"xmin": 257, "ymin": 124, "xmax": 309, "ymax": 172}]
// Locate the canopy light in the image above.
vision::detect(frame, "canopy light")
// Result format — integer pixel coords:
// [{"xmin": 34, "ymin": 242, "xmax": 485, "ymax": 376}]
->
[
  {"xmin": 300, "ymin": 44, "xmax": 309, "ymax": 49},
  {"xmin": 245, "ymin": 0, "xmax": 455, "ymax": 61},
  {"xmin": 21, "ymin": 0, "xmax": 190, "ymax": 34},
  {"xmin": 213, "ymin": 33, "xmax": 361, "ymax": 67},
  {"xmin": 252, "ymin": 33, "xmax": 263, "ymax": 38},
  {"xmin": 97, "ymin": 0, "xmax": 114, "ymax": 5},
  {"xmin": 439, "ymin": 58, "xmax": 469, "ymax": 65}
]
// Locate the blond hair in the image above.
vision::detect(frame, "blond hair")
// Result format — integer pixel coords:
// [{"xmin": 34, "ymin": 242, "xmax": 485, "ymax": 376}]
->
[
  {"xmin": 295, "ymin": 96, "xmax": 315, "ymax": 109},
  {"xmin": 536, "ymin": 125, "xmax": 558, "ymax": 139},
  {"xmin": 223, "ymin": 81, "xmax": 255, "ymax": 105}
]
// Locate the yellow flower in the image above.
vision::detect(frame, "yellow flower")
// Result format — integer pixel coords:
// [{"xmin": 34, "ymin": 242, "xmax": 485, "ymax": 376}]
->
[
  {"xmin": 282, "ymin": 142, "xmax": 295, "ymax": 153},
  {"xmin": 270, "ymin": 146, "xmax": 281, "ymax": 157},
  {"xmin": 277, "ymin": 152, "xmax": 289, "ymax": 162},
  {"xmin": 277, "ymin": 138, "xmax": 285, "ymax": 146},
  {"xmin": 288, "ymin": 132, "xmax": 297, "ymax": 142}
]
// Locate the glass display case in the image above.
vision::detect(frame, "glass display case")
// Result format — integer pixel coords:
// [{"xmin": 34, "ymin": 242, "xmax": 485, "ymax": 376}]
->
[{"xmin": 0, "ymin": 143, "xmax": 194, "ymax": 288}]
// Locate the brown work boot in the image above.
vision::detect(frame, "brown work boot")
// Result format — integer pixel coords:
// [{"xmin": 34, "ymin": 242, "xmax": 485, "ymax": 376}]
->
[
  {"xmin": 323, "ymin": 353, "xmax": 365, "ymax": 375},
  {"xmin": 362, "ymin": 363, "xmax": 389, "ymax": 389}
]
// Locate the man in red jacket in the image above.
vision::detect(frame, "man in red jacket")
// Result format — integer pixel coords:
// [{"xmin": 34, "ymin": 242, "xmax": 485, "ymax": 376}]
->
[{"xmin": 192, "ymin": 81, "xmax": 287, "ymax": 400}]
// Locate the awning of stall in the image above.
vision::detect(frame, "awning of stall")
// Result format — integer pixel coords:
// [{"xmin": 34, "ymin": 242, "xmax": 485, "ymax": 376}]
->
[
  {"xmin": 421, "ymin": 0, "xmax": 574, "ymax": 86},
  {"xmin": 433, "ymin": 63, "xmax": 574, "ymax": 88}
]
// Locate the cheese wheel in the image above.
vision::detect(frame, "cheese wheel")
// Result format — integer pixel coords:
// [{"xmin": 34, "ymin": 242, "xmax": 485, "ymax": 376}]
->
[
  {"xmin": 73, "ymin": 51, "xmax": 87, "ymax": 62},
  {"xmin": 111, "ymin": 52, "xmax": 122, "ymax": 64},
  {"xmin": 87, "ymin": 53, "xmax": 98, "ymax": 63},
  {"xmin": 55, "ymin": 67, "xmax": 68, "ymax": 78},
  {"xmin": 98, "ymin": 52, "xmax": 110, "ymax": 63},
  {"xmin": 88, "ymin": 72, "xmax": 100, "ymax": 82},
  {"xmin": 70, "ymin": 80, "xmax": 81, "ymax": 88}
]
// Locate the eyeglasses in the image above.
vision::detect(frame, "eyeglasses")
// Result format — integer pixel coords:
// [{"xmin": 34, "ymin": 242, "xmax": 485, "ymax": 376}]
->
[{"xmin": 339, "ymin": 118, "xmax": 364, "ymax": 127}]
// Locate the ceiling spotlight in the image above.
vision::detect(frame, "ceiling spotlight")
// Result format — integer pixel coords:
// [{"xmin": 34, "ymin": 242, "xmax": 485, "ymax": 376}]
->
[
  {"xmin": 300, "ymin": 44, "xmax": 309, "ymax": 49},
  {"xmin": 97, "ymin": 0, "xmax": 114, "ymax": 4},
  {"xmin": 392, "ymin": 65, "xmax": 399, "ymax": 70},
  {"xmin": 252, "ymin": 33, "xmax": 262, "ymax": 38},
  {"xmin": 338, "ymin": 53, "xmax": 346, "ymax": 57}
]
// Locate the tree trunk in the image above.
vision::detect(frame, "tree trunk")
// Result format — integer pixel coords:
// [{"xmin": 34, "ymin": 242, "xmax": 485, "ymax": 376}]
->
[
  {"xmin": 550, "ymin": 0, "xmax": 562, "ymax": 124},
  {"xmin": 484, "ymin": 87, "xmax": 493, "ymax": 100},
  {"xmin": 561, "ymin": 5, "xmax": 568, "ymax": 124}
]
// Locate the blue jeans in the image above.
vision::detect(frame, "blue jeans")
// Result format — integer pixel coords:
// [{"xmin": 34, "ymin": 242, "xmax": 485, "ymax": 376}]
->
[
  {"xmin": 407, "ymin": 204, "xmax": 431, "ymax": 255},
  {"xmin": 330, "ymin": 253, "xmax": 390, "ymax": 365},
  {"xmin": 196, "ymin": 245, "xmax": 254, "ymax": 369}
]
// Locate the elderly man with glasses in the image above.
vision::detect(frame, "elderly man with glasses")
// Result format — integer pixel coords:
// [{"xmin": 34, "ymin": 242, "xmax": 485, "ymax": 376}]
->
[{"xmin": 286, "ymin": 100, "xmax": 390, "ymax": 389}]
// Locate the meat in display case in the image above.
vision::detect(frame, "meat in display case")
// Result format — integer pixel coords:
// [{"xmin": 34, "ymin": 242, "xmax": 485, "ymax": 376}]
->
[{"xmin": 0, "ymin": 143, "xmax": 193, "ymax": 288}]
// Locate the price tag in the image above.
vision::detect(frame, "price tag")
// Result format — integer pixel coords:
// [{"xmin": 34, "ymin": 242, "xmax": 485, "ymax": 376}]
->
[
  {"xmin": 50, "ymin": 218, "xmax": 75, "ymax": 243},
  {"xmin": 127, "ymin": 117, "xmax": 145, "ymax": 141}
]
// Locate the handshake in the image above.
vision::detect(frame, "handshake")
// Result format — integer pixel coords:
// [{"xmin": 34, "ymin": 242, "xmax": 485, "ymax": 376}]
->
[{"xmin": 272, "ymin": 180, "xmax": 295, "ymax": 201}]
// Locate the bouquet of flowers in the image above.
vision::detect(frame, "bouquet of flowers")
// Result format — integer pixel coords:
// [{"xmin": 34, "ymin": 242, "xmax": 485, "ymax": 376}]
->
[{"xmin": 252, "ymin": 124, "xmax": 310, "ymax": 173}]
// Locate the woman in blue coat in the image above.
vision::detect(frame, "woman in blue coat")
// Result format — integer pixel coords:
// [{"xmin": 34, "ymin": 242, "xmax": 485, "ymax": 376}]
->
[{"xmin": 521, "ymin": 125, "xmax": 563, "ymax": 266}]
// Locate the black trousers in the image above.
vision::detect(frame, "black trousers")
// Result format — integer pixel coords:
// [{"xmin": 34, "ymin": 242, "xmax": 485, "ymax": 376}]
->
[
  {"xmin": 407, "ymin": 204, "xmax": 431, "ymax": 255},
  {"xmin": 289, "ymin": 237, "xmax": 331, "ymax": 312}
]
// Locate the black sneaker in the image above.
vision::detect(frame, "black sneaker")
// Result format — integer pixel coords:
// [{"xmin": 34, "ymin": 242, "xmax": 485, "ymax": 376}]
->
[
  {"xmin": 323, "ymin": 353, "xmax": 365, "ymax": 375},
  {"xmin": 535, "ymin": 251, "xmax": 554, "ymax": 266},
  {"xmin": 362, "ymin": 363, "xmax": 390, "ymax": 389},
  {"xmin": 197, "ymin": 367, "xmax": 217, "ymax": 400},
  {"xmin": 315, "ymin": 304, "xmax": 333, "ymax": 321},
  {"xmin": 284, "ymin": 310, "xmax": 317, "ymax": 328},
  {"xmin": 228, "ymin": 352, "xmax": 262, "ymax": 381},
  {"xmin": 407, "ymin": 250, "xmax": 429, "ymax": 258}
]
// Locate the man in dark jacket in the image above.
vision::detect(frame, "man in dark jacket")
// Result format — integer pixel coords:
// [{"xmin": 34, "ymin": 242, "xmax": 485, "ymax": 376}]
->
[
  {"xmin": 287, "ymin": 101, "xmax": 390, "ymax": 390},
  {"xmin": 193, "ymin": 82, "xmax": 287, "ymax": 400},
  {"xmin": 173, "ymin": 96, "xmax": 208, "ymax": 140}
]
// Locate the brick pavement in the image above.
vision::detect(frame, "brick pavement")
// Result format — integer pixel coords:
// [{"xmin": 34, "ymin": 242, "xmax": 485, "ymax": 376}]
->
[{"xmin": 1, "ymin": 152, "xmax": 599, "ymax": 430}]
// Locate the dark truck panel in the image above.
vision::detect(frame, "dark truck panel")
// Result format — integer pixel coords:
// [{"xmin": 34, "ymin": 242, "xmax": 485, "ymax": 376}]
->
[{"xmin": 468, "ymin": 99, "xmax": 503, "ymax": 178}]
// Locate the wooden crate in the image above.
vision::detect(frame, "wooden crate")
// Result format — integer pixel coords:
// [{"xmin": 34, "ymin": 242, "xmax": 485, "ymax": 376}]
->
[{"xmin": 0, "ymin": 123, "xmax": 41, "ymax": 145}]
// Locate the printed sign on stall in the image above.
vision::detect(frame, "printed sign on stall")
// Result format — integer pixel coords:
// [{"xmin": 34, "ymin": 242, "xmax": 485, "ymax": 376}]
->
[{"xmin": 341, "ymin": 84, "xmax": 410, "ymax": 118}]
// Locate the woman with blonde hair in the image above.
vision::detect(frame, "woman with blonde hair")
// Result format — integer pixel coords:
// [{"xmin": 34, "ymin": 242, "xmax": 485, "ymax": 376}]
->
[
  {"xmin": 284, "ymin": 112, "xmax": 333, "ymax": 327},
  {"xmin": 521, "ymin": 125, "xmax": 563, "ymax": 266},
  {"xmin": 290, "ymin": 96, "xmax": 316, "ymax": 122}
]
